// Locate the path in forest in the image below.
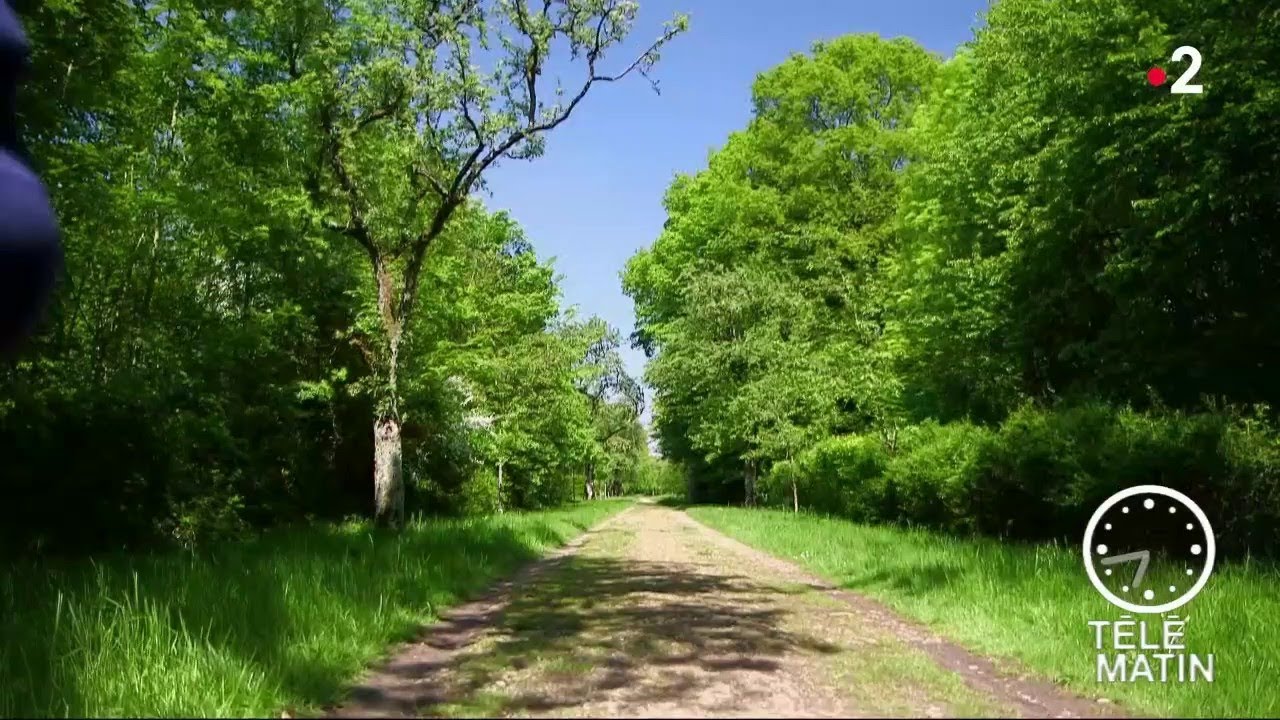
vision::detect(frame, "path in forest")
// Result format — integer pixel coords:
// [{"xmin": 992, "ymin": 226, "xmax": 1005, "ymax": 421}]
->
[{"xmin": 330, "ymin": 501, "xmax": 1122, "ymax": 718}]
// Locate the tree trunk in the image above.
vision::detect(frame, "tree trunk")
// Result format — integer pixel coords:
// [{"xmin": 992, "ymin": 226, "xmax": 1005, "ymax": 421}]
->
[
  {"xmin": 744, "ymin": 459, "xmax": 757, "ymax": 507},
  {"xmin": 372, "ymin": 261, "xmax": 405, "ymax": 528},
  {"xmin": 373, "ymin": 417, "xmax": 404, "ymax": 527},
  {"xmin": 585, "ymin": 462, "xmax": 596, "ymax": 500},
  {"xmin": 496, "ymin": 460, "xmax": 504, "ymax": 514},
  {"xmin": 792, "ymin": 477, "xmax": 799, "ymax": 513}
]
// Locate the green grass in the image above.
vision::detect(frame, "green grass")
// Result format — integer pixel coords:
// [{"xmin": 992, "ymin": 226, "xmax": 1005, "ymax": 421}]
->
[
  {"xmin": 688, "ymin": 506, "xmax": 1280, "ymax": 718},
  {"xmin": 0, "ymin": 500, "xmax": 631, "ymax": 718}
]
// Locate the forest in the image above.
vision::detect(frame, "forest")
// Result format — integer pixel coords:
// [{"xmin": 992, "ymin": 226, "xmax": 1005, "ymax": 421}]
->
[
  {"xmin": 624, "ymin": 0, "xmax": 1280, "ymax": 557},
  {"xmin": 3, "ymin": 0, "xmax": 1280, "ymax": 716},
  {"xmin": 1, "ymin": 0, "xmax": 684, "ymax": 557}
]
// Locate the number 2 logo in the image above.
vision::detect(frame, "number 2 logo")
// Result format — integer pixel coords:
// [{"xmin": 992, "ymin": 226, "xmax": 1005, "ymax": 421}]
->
[{"xmin": 1170, "ymin": 46, "xmax": 1203, "ymax": 94}]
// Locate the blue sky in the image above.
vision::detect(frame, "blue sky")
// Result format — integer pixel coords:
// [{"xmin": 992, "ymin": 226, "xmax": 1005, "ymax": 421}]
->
[{"xmin": 482, "ymin": 0, "xmax": 991, "ymax": 423}]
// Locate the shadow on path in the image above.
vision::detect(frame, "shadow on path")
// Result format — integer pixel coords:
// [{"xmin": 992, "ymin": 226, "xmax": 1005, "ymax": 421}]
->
[{"xmin": 336, "ymin": 543, "xmax": 840, "ymax": 717}]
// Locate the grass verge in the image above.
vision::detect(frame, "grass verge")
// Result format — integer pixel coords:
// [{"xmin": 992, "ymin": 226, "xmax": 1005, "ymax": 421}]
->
[
  {"xmin": 688, "ymin": 506, "xmax": 1279, "ymax": 718},
  {"xmin": 0, "ymin": 500, "xmax": 631, "ymax": 717}
]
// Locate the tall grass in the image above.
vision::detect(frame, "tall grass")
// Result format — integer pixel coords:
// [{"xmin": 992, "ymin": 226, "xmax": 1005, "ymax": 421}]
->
[
  {"xmin": 690, "ymin": 506, "xmax": 1280, "ymax": 718},
  {"xmin": 0, "ymin": 500, "xmax": 629, "ymax": 717}
]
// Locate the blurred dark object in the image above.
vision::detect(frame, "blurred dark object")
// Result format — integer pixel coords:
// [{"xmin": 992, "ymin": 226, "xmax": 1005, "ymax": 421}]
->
[{"xmin": 0, "ymin": 0, "xmax": 62, "ymax": 352}]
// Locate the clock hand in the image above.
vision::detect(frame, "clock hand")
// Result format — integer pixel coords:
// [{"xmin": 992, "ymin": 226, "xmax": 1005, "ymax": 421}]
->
[{"xmin": 1100, "ymin": 550, "xmax": 1151, "ymax": 588}]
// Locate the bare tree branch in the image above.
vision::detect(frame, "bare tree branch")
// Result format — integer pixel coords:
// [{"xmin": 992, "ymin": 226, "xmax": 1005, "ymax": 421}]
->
[
  {"xmin": 511, "ymin": 0, "xmax": 544, "ymax": 124},
  {"xmin": 317, "ymin": 103, "xmax": 380, "ymax": 265},
  {"xmin": 398, "ymin": 194, "xmax": 464, "ymax": 319},
  {"xmin": 453, "ymin": 42, "xmax": 485, "ymax": 145},
  {"xmin": 589, "ymin": 2, "xmax": 613, "ymax": 65},
  {"xmin": 392, "ymin": 4, "xmax": 684, "ymax": 327},
  {"xmin": 464, "ymin": 24, "xmax": 677, "ymax": 188},
  {"xmin": 410, "ymin": 163, "xmax": 449, "ymax": 203}
]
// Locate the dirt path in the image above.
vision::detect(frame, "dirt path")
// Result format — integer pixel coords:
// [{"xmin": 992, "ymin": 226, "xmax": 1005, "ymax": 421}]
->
[{"xmin": 330, "ymin": 502, "xmax": 1121, "ymax": 718}]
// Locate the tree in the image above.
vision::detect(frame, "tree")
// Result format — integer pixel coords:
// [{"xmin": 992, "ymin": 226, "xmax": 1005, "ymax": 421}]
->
[
  {"xmin": 570, "ymin": 317, "xmax": 644, "ymax": 499},
  {"xmin": 624, "ymin": 34, "xmax": 938, "ymax": 503},
  {"xmin": 462, "ymin": 323, "xmax": 595, "ymax": 511},
  {"xmin": 632, "ymin": 454, "xmax": 683, "ymax": 496},
  {"xmin": 226, "ymin": 0, "xmax": 686, "ymax": 525},
  {"xmin": 5, "ymin": 0, "xmax": 683, "ymax": 550},
  {"xmin": 621, "ymin": 2, "xmax": 1279, "ymax": 555},
  {"xmin": 402, "ymin": 207, "xmax": 576, "ymax": 513},
  {"xmin": 890, "ymin": 0, "xmax": 1280, "ymax": 420},
  {"xmin": 3, "ymin": 0, "xmax": 386, "ymax": 551},
  {"xmin": 588, "ymin": 399, "xmax": 647, "ymax": 497}
]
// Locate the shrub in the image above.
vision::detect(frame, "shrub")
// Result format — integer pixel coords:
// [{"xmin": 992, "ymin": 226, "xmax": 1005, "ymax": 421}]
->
[
  {"xmin": 772, "ymin": 403, "xmax": 1280, "ymax": 558},
  {"xmin": 962, "ymin": 403, "xmax": 1280, "ymax": 554},
  {"xmin": 758, "ymin": 459, "xmax": 798, "ymax": 510},
  {"xmin": 459, "ymin": 466, "xmax": 502, "ymax": 516},
  {"xmin": 1202, "ymin": 411, "xmax": 1280, "ymax": 556},
  {"xmin": 882, "ymin": 421, "xmax": 992, "ymax": 532},
  {"xmin": 961, "ymin": 403, "xmax": 1107, "ymax": 540},
  {"xmin": 794, "ymin": 435, "xmax": 889, "ymax": 519}
]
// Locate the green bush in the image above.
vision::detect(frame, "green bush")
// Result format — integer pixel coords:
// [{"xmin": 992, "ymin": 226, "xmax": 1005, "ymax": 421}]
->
[
  {"xmin": 459, "ymin": 466, "xmax": 502, "ymax": 516},
  {"xmin": 795, "ymin": 435, "xmax": 889, "ymax": 519},
  {"xmin": 757, "ymin": 459, "xmax": 795, "ymax": 509},
  {"xmin": 882, "ymin": 421, "xmax": 992, "ymax": 532},
  {"xmin": 777, "ymin": 404, "xmax": 1280, "ymax": 557},
  {"xmin": 1218, "ymin": 414, "xmax": 1280, "ymax": 556},
  {"xmin": 963, "ymin": 404, "xmax": 1280, "ymax": 553},
  {"xmin": 961, "ymin": 403, "xmax": 1111, "ymax": 540}
]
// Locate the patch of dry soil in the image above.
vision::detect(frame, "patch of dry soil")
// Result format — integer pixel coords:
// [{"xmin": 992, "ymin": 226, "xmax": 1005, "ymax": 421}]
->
[{"xmin": 328, "ymin": 502, "xmax": 1123, "ymax": 718}]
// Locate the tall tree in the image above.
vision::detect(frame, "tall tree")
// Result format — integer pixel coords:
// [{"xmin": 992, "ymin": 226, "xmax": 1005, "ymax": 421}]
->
[
  {"xmin": 890, "ymin": 0, "xmax": 1280, "ymax": 420},
  {"xmin": 402, "ymin": 207, "xmax": 575, "ymax": 513},
  {"xmin": 570, "ymin": 317, "xmax": 643, "ymax": 499},
  {"xmin": 625, "ymin": 34, "xmax": 938, "ymax": 502},
  {"xmin": 223, "ymin": 0, "xmax": 685, "ymax": 525}
]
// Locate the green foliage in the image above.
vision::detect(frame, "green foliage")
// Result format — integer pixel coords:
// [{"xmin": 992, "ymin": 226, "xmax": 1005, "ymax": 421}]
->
[
  {"xmin": 792, "ymin": 435, "xmax": 889, "ymax": 520},
  {"xmin": 881, "ymin": 421, "xmax": 992, "ymax": 531},
  {"xmin": 459, "ymin": 466, "xmax": 502, "ymax": 516},
  {"xmin": 891, "ymin": 0, "xmax": 1280, "ymax": 417},
  {"xmin": 775, "ymin": 405, "xmax": 1280, "ymax": 558},
  {"xmin": 560, "ymin": 315, "xmax": 649, "ymax": 499},
  {"xmin": 629, "ymin": 456, "xmax": 685, "ymax": 497},
  {"xmin": 2, "ymin": 0, "xmax": 679, "ymax": 552},
  {"xmin": 966, "ymin": 404, "xmax": 1280, "ymax": 555},
  {"xmin": 625, "ymin": 34, "xmax": 940, "ymax": 503},
  {"xmin": 629, "ymin": 3, "xmax": 1280, "ymax": 557}
]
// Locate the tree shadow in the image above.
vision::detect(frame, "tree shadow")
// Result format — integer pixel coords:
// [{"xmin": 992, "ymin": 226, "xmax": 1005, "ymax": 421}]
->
[
  {"xmin": 838, "ymin": 561, "xmax": 962, "ymax": 597},
  {"xmin": 339, "ymin": 552, "xmax": 842, "ymax": 716},
  {"xmin": 653, "ymin": 495, "xmax": 692, "ymax": 509}
]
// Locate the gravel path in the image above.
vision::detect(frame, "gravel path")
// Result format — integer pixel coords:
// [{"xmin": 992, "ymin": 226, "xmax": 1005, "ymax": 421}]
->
[{"xmin": 329, "ymin": 502, "xmax": 1122, "ymax": 718}]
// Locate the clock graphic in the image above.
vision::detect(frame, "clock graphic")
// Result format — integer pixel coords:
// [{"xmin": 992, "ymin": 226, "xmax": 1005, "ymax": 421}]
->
[{"xmin": 1083, "ymin": 485, "xmax": 1215, "ymax": 614}]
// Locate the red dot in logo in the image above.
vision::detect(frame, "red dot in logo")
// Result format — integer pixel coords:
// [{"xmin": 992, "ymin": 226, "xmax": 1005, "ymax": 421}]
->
[{"xmin": 1147, "ymin": 67, "xmax": 1167, "ymax": 86}]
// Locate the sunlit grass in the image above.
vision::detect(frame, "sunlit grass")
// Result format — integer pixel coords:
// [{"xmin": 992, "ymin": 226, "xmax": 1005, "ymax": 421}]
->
[
  {"xmin": 0, "ymin": 500, "xmax": 630, "ymax": 718},
  {"xmin": 689, "ymin": 506, "xmax": 1280, "ymax": 718}
]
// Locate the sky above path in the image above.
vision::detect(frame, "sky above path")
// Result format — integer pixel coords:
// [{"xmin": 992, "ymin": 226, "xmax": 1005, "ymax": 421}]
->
[{"xmin": 482, "ymin": 0, "xmax": 992, "ymax": 424}]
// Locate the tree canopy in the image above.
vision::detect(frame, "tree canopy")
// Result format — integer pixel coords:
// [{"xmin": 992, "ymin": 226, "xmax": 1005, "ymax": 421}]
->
[
  {"xmin": 1, "ymin": 0, "xmax": 677, "ymax": 554},
  {"xmin": 625, "ymin": 1, "xmax": 1280, "ymax": 550},
  {"xmin": 625, "ymin": 34, "xmax": 939, "ymax": 501}
]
